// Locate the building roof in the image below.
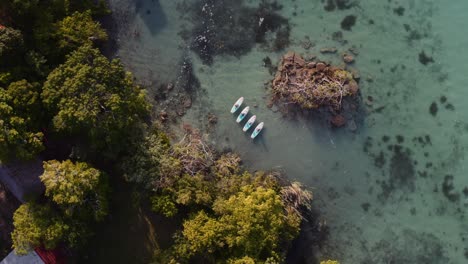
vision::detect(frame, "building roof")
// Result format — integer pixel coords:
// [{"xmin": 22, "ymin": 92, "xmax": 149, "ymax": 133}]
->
[
  {"xmin": 34, "ymin": 247, "xmax": 67, "ymax": 264},
  {"xmin": 0, "ymin": 250, "xmax": 44, "ymax": 264}
]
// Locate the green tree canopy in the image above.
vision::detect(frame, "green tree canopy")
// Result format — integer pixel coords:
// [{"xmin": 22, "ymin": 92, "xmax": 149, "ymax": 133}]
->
[
  {"xmin": 0, "ymin": 26, "xmax": 25, "ymax": 83},
  {"xmin": 11, "ymin": 202, "xmax": 69, "ymax": 255},
  {"xmin": 320, "ymin": 261, "xmax": 340, "ymax": 264},
  {"xmin": 4, "ymin": 80, "xmax": 42, "ymax": 119},
  {"xmin": 122, "ymin": 129, "xmax": 179, "ymax": 188},
  {"xmin": 0, "ymin": 80, "xmax": 44, "ymax": 162},
  {"xmin": 0, "ymin": 0, "xmax": 109, "ymax": 80},
  {"xmin": 42, "ymin": 45, "xmax": 150, "ymax": 157},
  {"xmin": 174, "ymin": 185, "xmax": 301, "ymax": 263},
  {"xmin": 0, "ymin": 26, "xmax": 23, "ymax": 60},
  {"xmin": 40, "ymin": 159, "xmax": 108, "ymax": 221},
  {"xmin": 55, "ymin": 10, "xmax": 107, "ymax": 53}
]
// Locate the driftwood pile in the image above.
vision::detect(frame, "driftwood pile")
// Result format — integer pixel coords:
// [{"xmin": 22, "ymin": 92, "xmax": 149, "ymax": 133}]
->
[{"xmin": 272, "ymin": 52, "xmax": 359, "ymax": 110}]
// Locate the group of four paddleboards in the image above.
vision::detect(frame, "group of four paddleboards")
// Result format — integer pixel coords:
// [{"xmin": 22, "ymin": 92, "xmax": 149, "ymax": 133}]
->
[{"xmin": 230, "ymin": 97, "xmax": 264, "ymax": 139}]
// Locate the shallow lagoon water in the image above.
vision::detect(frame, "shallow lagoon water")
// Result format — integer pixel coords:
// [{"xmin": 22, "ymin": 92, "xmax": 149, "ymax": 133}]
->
[{"xmin": 106, "ymin": 0, "xmax": 468, "ymax": 263}]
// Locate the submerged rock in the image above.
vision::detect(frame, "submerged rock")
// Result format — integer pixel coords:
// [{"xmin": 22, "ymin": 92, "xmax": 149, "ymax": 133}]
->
[
  {"xmin": 320, "ymin": 47, "xmax": 338, "ymax": 54},
  {"xmin": 341, "ymin": 15, "xmax": 357, "ymax": 31},
  {"xmin": 160, "ymin": 111, "xmax": 168, "ymax": 122},
  {"xmin": 343, "ymin": 54, "xmax": 355, "ymax": 64},
  {"xmin": 207, "ymin": 113, "xmax": 218, "ymax": 124},
  {"xmin": 331, "ymin": 115, "xmax": 346, "ymax": 127},
  {"xmin": 183, "ymin": 97, "xmax": 192, "ymax": 108},
  {"xmin": 184, "ymin": 0, "xmax": 290, "ymax": 65}
]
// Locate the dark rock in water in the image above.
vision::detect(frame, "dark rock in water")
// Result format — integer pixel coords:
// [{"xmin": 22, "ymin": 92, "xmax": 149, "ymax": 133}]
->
[
  {"xmin": 419, "ymin": 51, "xmax": 434, "ymax": 65},
  {"xmin": 179, "ymin": 57, "xmax": 200, "ymax": 93},
  {"xmin": 439, "ymin": 95, "xmax": 447, "ymax": 104},
  {"xmin": 442, "ymin": 175, "xmax": 460, "ymax": 202},
  {"xmin": 463, "ymin": 187, "xmax": 468, "ymax": 197},
  {"xmin": 378, "ymin": 144, "xmax": 416, "ymax": 199},
  {"xmin": 349, "ymin": 46, "xmax": 359, "ymax": 55},
  {"xmin": 403, "ymin": 24, "xmax": 411, "ymax": 32},
  {"xmin": 263, "ymin": 56, "xmax": 272, "ymax": 67},
  {"xmin": 445, "ymin": 103, "xmax": 455, "ymax": 111},
  {"xmin": 273, "ymin": 25, "xmax": 291, "ymax": 51},
  {"xmin": 424, "ymin": 135, "xmax": 431, "ymax": 145},
  {"xmin": 361, "ymin": 202, "xmax": 371, "ymax": 212},
  {"xmin": 374, "ymin": 151, "xmax": 385, "ymax": 168},
  {"xmin": 341, "ymin": 15, "xmax": 357, "ymax": 31},
  {"xmin": 263, "ymin": 56, "xmax": 276, "ymax": 75},
  {"xmin": 396, "ymin": 135, "xmax": 404, "ymax": 143},
  {"xmin": 363, "ymin": 136, "xmax": 373, "ymax": 153},
  {"xmin": 324, "ymin": 0, "xmax": 336, "ymax": 11},
  {"xmin": 332, "ymin": 31, "xmax": 344, "ymax": 42},
  {"xmin": 393, "ymin": 6, "xmax": 405, "ymax": 16},
  {"xmin": 331, "ymin": 115, "xmax": 346, "ymax": 127},
  {"xmin": 429, "ymin": 102, "xmax": 438, "ymax": 116},
  {"xmin": 186, "ymin": 0, "xmax": 290, "ymax": 65}
]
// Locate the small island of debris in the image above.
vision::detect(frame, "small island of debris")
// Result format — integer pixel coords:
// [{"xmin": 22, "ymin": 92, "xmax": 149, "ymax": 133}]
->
[{"xmin": 272, "ymin": 52, "xmax": 359, "ymax": 111}]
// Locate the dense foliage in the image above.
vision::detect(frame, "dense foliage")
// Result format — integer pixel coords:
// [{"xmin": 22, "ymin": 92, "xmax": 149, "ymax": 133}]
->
[
  {"xmin": 4, "ymin": 0, "xmax": 147, "ymax": 258},
  {"xmin": 0, "ymin": 0, "xmax": 115, "ymax": 162},
  {"xmin": 56, "ymin": 10, "xmax": 108, "ymax": 54},
  {"xmin": 0, "ymin": 0, "xmax": 108, "ymax": 81},
  {"xmin": 0, "ymin": 26, "xmax": 23, "ymax": 63},
  {"xmin": 124, "ymin": 129, "xmax": 312, "ymax": 263},
  {"xmin": 175, "ymin": 185, "xmax": 300, "ymax": 262},
  {"xmin": 0, "ymin": 26, "xmax": 25, "ymax": 84},
  {"xmin": 0, "ymin": 80, "xmax": 44, "ymax": 161},
  {"xmin": 12, "ymin": 160, "xmax": 109, "ymax": 254},
  {"xmin": 40, "ymin": 160, "xmax": 108, "ymax": 221},
  {"xmin": 122, "ymin": 129, "xmax": 175, "ymax": 188},
  {"xmin": 42, "ymin": 44, "xmax": 150, "ymax": 158},
  {"xmin": 11, "ymin": 202, "xmax": 69, "ymax": 255}
]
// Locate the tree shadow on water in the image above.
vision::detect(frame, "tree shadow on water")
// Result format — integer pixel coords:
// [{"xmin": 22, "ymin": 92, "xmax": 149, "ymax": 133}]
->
[{"xmin": 135, "ymin": 0, "xmax": 168, "ymax": 35}]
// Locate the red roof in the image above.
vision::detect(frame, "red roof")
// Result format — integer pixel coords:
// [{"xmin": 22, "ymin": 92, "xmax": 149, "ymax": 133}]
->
[{"xmin": 34, "ymin": 247, "xmax": 67, "ymax": 264}]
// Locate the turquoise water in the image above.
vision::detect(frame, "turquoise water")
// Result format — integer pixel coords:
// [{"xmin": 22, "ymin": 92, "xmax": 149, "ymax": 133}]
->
[{"xmin": 106, "ymin": 0, "xmax": 468, "ymax": 263}]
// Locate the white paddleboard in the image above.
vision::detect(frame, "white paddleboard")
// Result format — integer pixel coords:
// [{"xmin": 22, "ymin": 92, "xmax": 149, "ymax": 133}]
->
[
  {"xmin": 243, "ymin": 115, "xmax": 256, "ymax": 132},
  {"xmin": 236, "ymin": 106, "xmax": 249, "ymax": 123},
  {"xmin": 251, "ymin": 122, "xmax": 264, "ymax": 138},
  {"xmin": 230, "ymin": 97, "xmax": 244, "ymax": 113}
]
